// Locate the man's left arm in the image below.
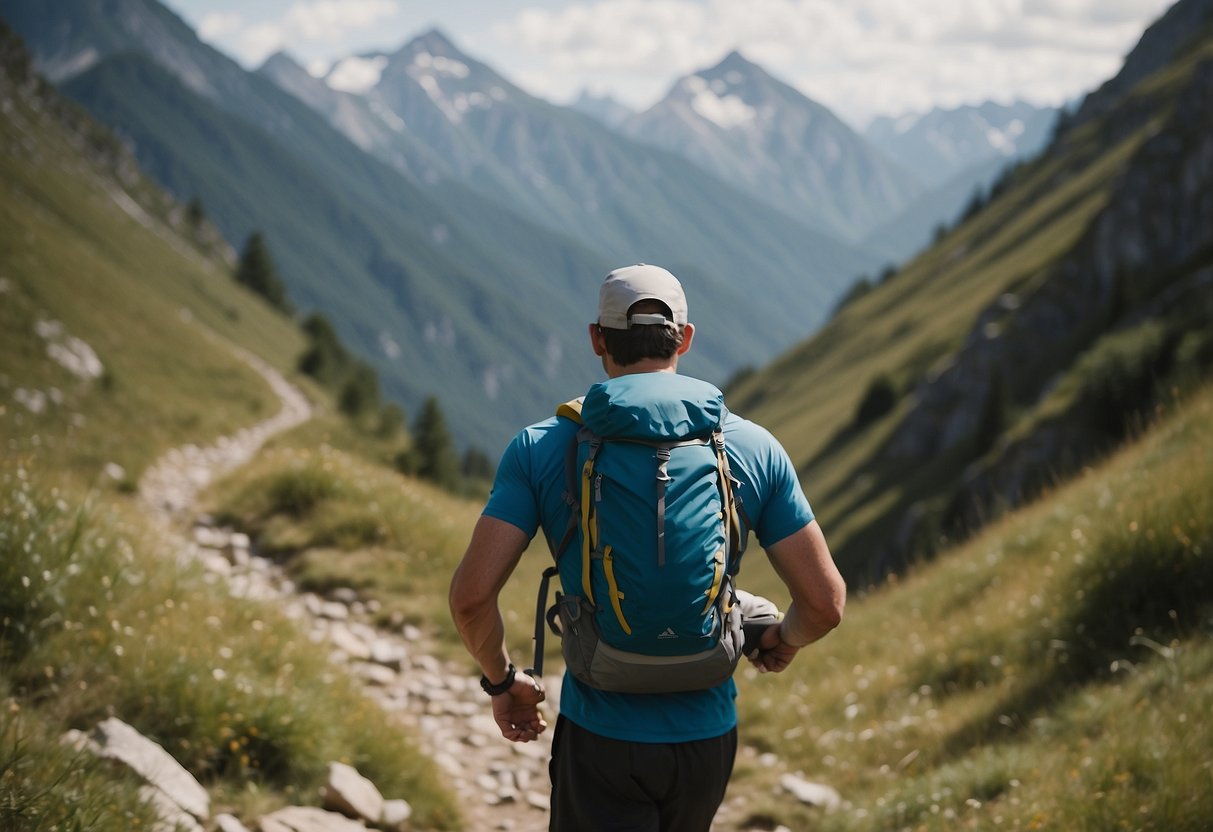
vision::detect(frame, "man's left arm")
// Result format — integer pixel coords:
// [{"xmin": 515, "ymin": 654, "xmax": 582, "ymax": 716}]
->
[
  {"xmin": 449, "ymin": 515, "xmax": 547, "ymax": 742},
  {"xmin": 751, "ymin": 519, "xmax": 846, "ymax": 673}
]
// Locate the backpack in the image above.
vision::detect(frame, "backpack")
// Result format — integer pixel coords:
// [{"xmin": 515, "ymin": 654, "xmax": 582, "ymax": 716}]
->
[{"xmin": 528, "ymin": 374, "xmax": 749, "ymax": 694}]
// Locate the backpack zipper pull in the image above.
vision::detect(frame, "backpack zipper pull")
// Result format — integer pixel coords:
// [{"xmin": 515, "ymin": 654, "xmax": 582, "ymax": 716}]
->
[{"xmin": 594, "ymin": 473, "xmax": 603, "ymax": 502}]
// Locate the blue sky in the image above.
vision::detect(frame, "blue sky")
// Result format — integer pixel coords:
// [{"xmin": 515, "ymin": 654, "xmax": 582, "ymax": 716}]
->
[{"xmin": 162, "ymin": 0, "xmax": 1175, "ymax": 127}]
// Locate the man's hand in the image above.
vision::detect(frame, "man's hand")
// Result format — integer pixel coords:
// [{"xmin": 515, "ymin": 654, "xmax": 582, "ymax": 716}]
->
[
  {"xmin": 747, "ymin": 622, "xmax": 801, "ymax": 673},
  {"xmin": 490, "ymin": 670, "xmax": 548, "ymax": 742}
]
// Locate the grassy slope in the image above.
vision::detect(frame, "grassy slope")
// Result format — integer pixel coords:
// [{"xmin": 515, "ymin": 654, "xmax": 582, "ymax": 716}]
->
[
  {"xmin": 202, "ymin": 373, "xmax": 1213, "ymax": 832},
  {"xmin": 0, "ymin": 70, "xmax": 303, "ymax": 483},
  {"xmin": 0, "ymin": 60, "xmax": 460, "ymax": 829},
  {"xmin": 726, "ymin": 382, "xmax": 1213, "ymax": 831}
]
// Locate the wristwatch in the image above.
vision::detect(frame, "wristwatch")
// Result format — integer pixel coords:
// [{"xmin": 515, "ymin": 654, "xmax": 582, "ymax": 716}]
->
[{"xmin": 480, "ymin": 664, "xmax": 516, "ymax": 696}]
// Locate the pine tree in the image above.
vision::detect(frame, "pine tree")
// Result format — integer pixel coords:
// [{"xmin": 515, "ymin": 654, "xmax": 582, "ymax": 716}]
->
[
  {"xmin": 235, "ymin": 232, "xmax": 292, "ymax": 314},
  {"xmin": 338, "ymin": 362, "xmax": 380, "ymax": 417},
  {"xmin": 411, "ymin": 396, "xmax": 461, "ymax": 491}
]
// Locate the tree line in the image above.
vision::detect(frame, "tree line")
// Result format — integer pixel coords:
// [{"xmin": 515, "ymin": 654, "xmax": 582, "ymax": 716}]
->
[{"xmin": 230, "ymin": 224, "xmax": 493, "ymax": 495}]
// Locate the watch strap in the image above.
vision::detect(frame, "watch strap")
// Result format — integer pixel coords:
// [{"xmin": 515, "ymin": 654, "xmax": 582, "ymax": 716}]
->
[{"xmin": 480, "ymin": 663, "xmax": 516, "ymax": 696}]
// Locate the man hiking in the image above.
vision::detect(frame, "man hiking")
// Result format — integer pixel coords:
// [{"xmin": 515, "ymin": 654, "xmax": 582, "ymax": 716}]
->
[{"xmin": 450, "ymin": 263, "xmax": 846, "ymax": 831}]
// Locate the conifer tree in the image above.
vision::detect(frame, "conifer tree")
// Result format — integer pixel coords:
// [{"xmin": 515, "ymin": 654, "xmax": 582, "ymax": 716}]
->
[
  {"xmin": 235, "ymin": 232, "xmax": 292, "ymax": 314},
  {"xmin": 412, "ymin": 396, "xmax": 461, "ymax": 491}
]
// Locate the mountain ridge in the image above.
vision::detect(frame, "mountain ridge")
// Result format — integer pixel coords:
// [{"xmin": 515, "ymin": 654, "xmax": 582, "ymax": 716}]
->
[{"xmin": 620, "ymin": 49, "xmax": 923, "ymax": 239}]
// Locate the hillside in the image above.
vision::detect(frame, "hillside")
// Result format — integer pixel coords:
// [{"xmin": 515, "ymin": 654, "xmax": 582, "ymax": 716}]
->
[
  {"xmin": 730, "ymin": 0, "xmax": 1213, "ymax": 583},
  {"xmin": 0, "ymin": 25, "xmax": 463, "ymax": 829}
]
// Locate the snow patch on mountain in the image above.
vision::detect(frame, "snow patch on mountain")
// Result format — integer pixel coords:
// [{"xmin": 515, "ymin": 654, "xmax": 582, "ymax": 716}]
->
[
  {"xmin": 986, "ymin": 118, "xmax": 1026, "ymax": 154},
  {"xmin": 405, "ymin": 51, "xmax": 480, "ymax": 123},
  {"xmin": 326, "ymin": 56, "xmax": 388, "ymax": 94},
  {"xmin": 684, "ymin": 76, "xmax": 755, "ymax": 129},
  {"xmin": 411, "ymin": 52, "xmax": 470, "ymax": 79}
]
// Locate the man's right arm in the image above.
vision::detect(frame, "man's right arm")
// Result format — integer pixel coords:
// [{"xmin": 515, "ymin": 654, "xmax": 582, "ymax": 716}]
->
[{"xmin": 752, "ymin": 519, "xmax": 845, "ymax": 672}]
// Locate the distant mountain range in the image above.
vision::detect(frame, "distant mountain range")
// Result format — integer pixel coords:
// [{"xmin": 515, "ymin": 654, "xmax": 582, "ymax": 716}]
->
[
  {"xmin": 0, "ymin": 0, "xmax": 1074, "ymax": 449},
  {"xmin": 618, "ymin": 50, "xmax": 923, "ymax": 241},
  {"xmin": 0, "ymin": 0, "xmax": 880, "ymax": 449},
  {"xmin": 569, "ymin": 89, "xmax": 635, "ymax": 130},
  {"xmin": 864, "ymin": 101, "xmax": 1057, "ymax": 190}
]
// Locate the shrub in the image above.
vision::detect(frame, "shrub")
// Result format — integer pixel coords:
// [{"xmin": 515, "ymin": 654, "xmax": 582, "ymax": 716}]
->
[
  {"xmin": 264, "ymin": 464, "xmax": 344, "ymax": 518},
  {"xmin": 853, "ymin": 373, "xmax": 898, "ymax": 428},
  {"xmin": 1074, "ymin": 322, "xmax": 1174, "ymax": 438}
]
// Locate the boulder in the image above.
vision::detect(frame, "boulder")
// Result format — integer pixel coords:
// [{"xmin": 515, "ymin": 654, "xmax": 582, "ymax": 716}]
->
[
  {"xmin": 380, "ymin": 798, "xmax": 413, "ymax": 830},
  {"xmin": 779, "ymin": 773, "xmax": 841, "ymax": 809},
  {"xmin": 259, "ymin": 806, "xmax": 369, "ymax": 832},
  {"xmin": 322, "ymin": 762, "xmax": 384, "ymax": 823},
  {"xmin": 216, "ymin": 814, "xmax": 253, "ymax": 832},
  {"xmin": 92, "ymin": 717, "xmax": 209, "ymax": 820},
  {"xmin": 140, "ymin": 785, "xmax": 203, "ymax": 832}
]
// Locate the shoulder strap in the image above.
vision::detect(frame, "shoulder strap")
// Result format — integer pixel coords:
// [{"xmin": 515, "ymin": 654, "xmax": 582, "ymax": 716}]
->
[
  {"xmin": 530, "ymin": 398, "xmax": 588, "ymax": 679},
  {"xmin": 556, "ymin": 398, "xmax": 583, "ymax": 424}
]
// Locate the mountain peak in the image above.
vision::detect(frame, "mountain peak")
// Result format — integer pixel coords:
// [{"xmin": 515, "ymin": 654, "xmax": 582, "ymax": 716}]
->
[
  {"xmin": 716, "ymin": 49, "xmax": 755, "ymax": 71},
  {"xmin": 259, "ymin": 50, "xmax": 304, "ymax": 74},
  {"xmin": 404, "ymin": 27, "xmax": 463, "ymax": 59}
]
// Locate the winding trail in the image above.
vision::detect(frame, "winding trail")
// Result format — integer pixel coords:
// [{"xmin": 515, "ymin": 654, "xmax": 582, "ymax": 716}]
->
[{"xmin": 135, "ymin": 336, "xmax": 557, "ymax": 831}]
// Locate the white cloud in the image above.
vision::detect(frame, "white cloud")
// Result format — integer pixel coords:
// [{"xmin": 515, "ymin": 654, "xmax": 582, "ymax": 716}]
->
[
  {"xmin": 489, "ymin": 0, "xmax": 1173, "ymax": 125},
  {"xmin": 326, "ymin": 55, "xmax": 389, "ymax": 92},
  {"xmin": 200, "ymin": 0, "xmax": 401, "ymax": 67},
  {"xmin": 197, "ymin": 12, "xmax": 242, "ymax": 41},
  {"xmin": 284, "ymin": 0, "xmax": 398, "ymax": 40}
]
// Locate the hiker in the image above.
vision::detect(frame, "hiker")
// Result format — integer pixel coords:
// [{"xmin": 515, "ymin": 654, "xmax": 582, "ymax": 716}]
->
[{"xmin": 449, "ymin": 263, "xmax": 846, "ymax": 831}]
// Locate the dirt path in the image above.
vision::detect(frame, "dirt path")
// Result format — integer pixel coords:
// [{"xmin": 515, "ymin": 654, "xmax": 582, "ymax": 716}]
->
[{"xmin": 136, "ymin": 338, "xmax": 554, "ymax": 831}]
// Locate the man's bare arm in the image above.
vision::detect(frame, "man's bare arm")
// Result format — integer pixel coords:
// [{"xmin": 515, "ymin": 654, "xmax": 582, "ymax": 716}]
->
[
  {"xmin": 753, "ymin": 519, "xmax": 845, "ymax": 672},
  {"xmin": 449, "ymin": 515, "xmax": 547, "ymax": 741},
  {"xmin": 450, "ymin": 515, "xmax": 530, "ymax": 679}
]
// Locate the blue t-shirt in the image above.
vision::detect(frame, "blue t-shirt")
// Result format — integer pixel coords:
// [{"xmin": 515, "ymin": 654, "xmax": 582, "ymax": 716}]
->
[{"xmin": 483, "ymin": 375, "xmax": 814, "ymax": 743}]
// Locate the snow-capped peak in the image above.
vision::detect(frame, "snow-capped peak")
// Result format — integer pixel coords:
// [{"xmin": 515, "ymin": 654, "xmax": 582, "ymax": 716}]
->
[
  {"xmin": 682, "ymin": 74, "xmax": 755, "ymax": 129},
  {"xmin": 410, "ymin": 51, "xmax": 470, "ymax": 79},
  {"xmin": 326, "ymin": 54, "xmax": 388, "ymax": 94}
]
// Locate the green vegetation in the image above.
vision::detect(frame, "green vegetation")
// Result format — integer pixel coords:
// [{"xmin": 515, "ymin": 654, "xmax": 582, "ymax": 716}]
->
[
  {"xmin": 397, "ymin": 396, "xmax": 462, "ymax": 492},
  {"xmin": 205, "ymin": 430, "xmax": 515, "ymax": 653},
  {"xmin": 722, "ymin": 382, "xmax": 1213, "ymax": 831},
  {"xmin": 234, "ymin": 231, "xmax": 293, "ymax": 314},
  {"xmin": 0, "ymin": 50, "xmax": 302, "ymax": 486},
  {"xmin": 202, "ymin": 372, "xmax": 1213, "ymax": 832},
  {"xmin": 0, "ymin": 464, "xmax": 458, "ymax": 829}
]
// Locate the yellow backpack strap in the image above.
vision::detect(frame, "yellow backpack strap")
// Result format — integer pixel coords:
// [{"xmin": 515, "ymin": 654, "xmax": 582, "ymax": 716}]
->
[{"xmin": 556, "ymin": 398, "xmax": 584, "ymax": 423}]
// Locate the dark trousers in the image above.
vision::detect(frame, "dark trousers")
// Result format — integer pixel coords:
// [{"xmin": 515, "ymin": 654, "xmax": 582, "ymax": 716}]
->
[{"xmin": 548, "ymin": 716, "xmax": 738, "ymax": 832}]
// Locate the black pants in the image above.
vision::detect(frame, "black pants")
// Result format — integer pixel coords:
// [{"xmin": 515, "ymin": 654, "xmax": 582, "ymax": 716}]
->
[{"xmin": 548, "ymin": 716, "xmax": 738, "ymax": 832}]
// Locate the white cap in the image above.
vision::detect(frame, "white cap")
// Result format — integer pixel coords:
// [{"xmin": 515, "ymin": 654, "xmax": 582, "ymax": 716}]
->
[{"xmin": 597, "ymin": 264, "xmax": 688, "ymax": 330}]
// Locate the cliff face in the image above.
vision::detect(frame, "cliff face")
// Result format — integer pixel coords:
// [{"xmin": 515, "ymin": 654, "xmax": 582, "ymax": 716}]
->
[{"xmin": 881, "ymin": 56, "xmax": 1213, "ymax": 559}]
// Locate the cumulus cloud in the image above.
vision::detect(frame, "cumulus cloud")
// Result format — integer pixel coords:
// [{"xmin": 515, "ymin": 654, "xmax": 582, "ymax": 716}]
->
[
  {"xmin": 489, "ymin": 0, "xmax": 1172, "ymax": 125},
  {"xmin": 196, "ymin": 0, "xmax": 400, "ymax": 67}
]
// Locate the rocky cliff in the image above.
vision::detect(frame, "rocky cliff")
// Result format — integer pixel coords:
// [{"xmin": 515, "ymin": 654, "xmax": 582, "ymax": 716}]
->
[{"xmin": 881, "ymin": 54, "xmax": 1213, "ymax": 562}]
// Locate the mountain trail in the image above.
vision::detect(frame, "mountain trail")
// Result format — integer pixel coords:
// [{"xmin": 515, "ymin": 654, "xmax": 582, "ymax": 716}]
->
[{"xmin": 135, "ymin": 329, "xmax": 555, "ymax": 830}]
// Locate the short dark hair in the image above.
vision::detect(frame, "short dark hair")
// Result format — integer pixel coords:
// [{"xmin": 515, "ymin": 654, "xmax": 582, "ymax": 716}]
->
[{"xmin": 599, "ymin": 300, "xmax": 685, "ymax": 366}]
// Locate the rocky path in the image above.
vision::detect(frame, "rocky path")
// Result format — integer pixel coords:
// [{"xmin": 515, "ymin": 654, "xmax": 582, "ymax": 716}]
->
[{"xmin": 136, "ymin": 339, "xmax": 555, "ymax": 831}]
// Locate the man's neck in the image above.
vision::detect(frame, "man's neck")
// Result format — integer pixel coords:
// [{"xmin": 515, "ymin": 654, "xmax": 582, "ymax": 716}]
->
[{"xmin": 606, "ymin": 361, "xmax": 678, "ymax": 379}]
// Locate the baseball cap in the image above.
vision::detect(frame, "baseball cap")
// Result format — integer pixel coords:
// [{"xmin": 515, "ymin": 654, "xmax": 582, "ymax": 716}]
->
[{"xmin": 597, "ymin": 264, "xmax": 688, "ymax": 330}]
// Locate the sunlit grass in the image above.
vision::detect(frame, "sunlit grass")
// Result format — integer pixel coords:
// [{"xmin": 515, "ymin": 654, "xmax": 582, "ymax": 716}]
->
[
  {"xmin": 0, "ymin": 464, "xmax": 461, "ymax": 830},
  {"xmin": 205, "ymin": 416, "xmax": 562, "ymax": 669},
  {"xmin": 726, "ymin": 383, "xmax": 1213, "ymax": 830}
]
